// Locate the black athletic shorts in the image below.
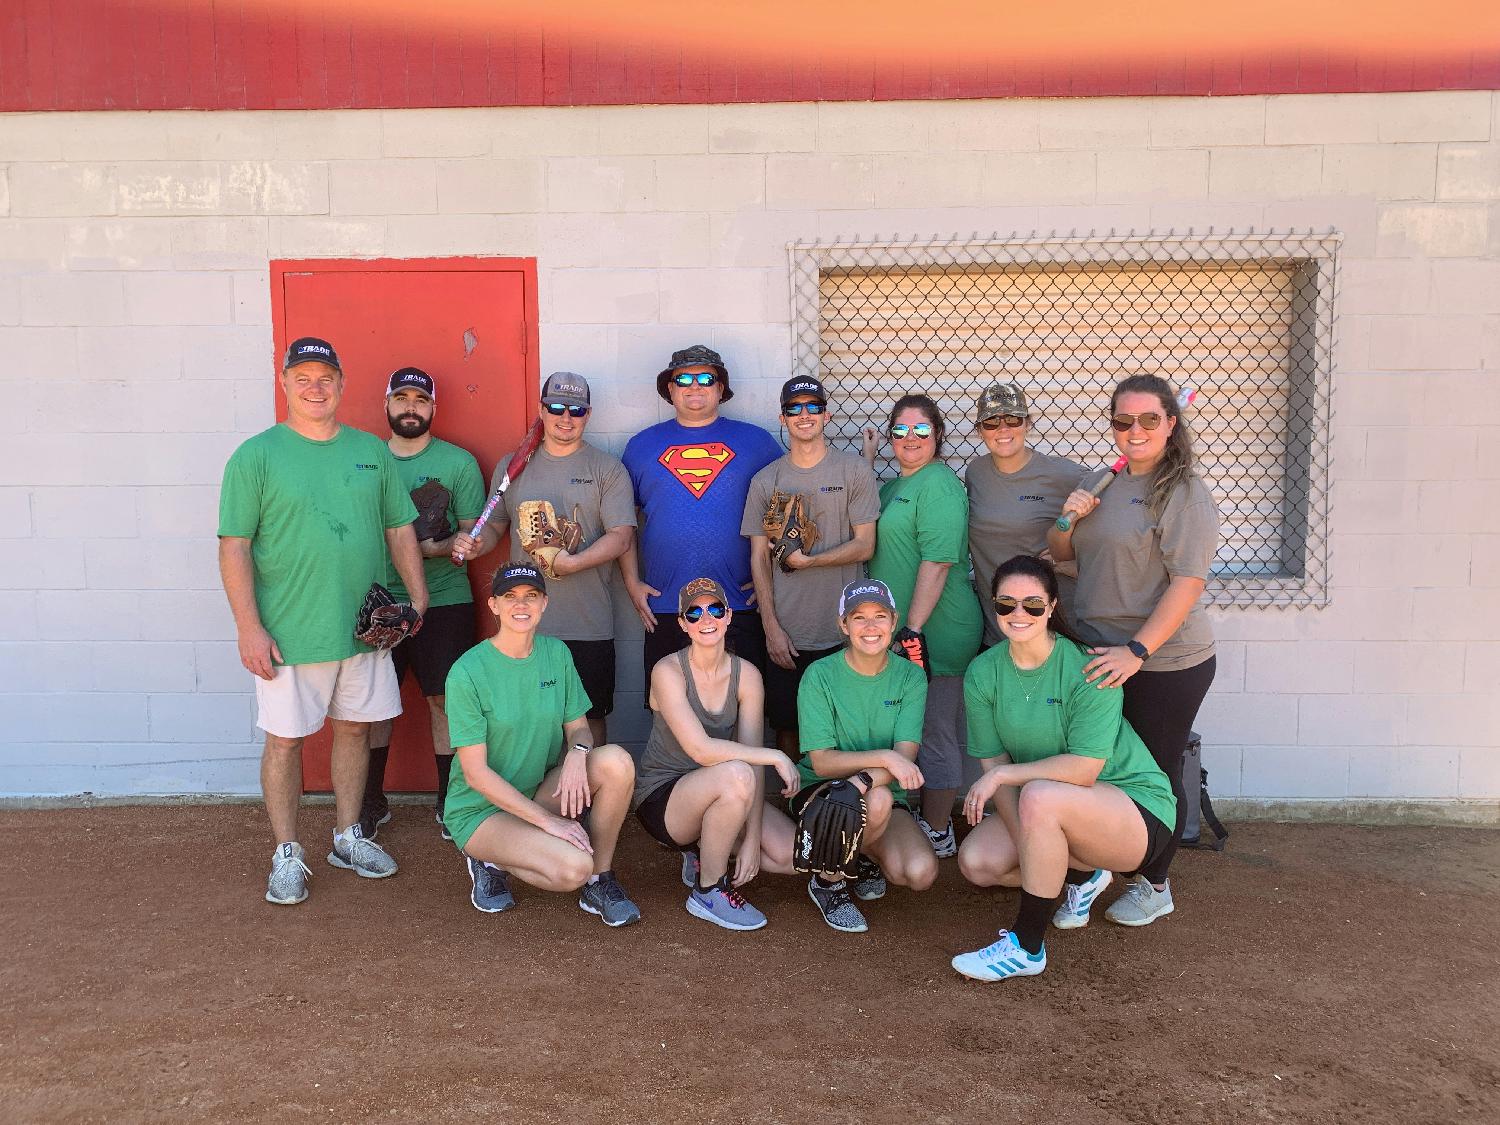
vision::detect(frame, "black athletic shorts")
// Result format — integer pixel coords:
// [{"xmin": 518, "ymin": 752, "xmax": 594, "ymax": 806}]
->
[
  {"xmin": 762, "ymin": 644, "xmax": 841, "ymax": 733},
  {"xmin": 563, "ymin": 638, "xmax": 615, "ymax": 720},
  {"xmin": 641, "ymin": 608, "xmax": 767, "ymax": 707},
  {"xmin": 635, "ymin": 775, "xmax": 693, "ymax": 849},
  {"xmin": 1132, "ymin": 799, "xmax": 1174, "ymax": 875},
  {"xmin": 392, "ymin": 603, "xmax": 475, "ymax": 697}
]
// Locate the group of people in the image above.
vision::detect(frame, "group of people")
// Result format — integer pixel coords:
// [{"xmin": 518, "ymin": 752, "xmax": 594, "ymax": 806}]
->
[{"xmin": 219, "ymin": 336, "xmax": 1219, "ymax": 982}]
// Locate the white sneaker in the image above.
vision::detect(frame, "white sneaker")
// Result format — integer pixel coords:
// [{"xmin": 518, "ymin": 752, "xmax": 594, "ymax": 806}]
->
[
  {"xmin": 1105, "ymin": 875, "xmax": 1175, "ymax": 927},
  {"xmin": 916, "ymin": 813, "xmax": 957, "ymax": 858},
  {"xmin": 951, "ymin": 930, "xmax": 1046, "ymax": 981},
  {"xmin": 266, "ymin": 842, "xmax": 311, "ymax": 905},
  {"xmin": 327, "ymin": 823, "xmax": 398, "ymax": 879},
  {"xmin": 1052, "ymin": 869, "xmax": 1112, "ymax": 930}
]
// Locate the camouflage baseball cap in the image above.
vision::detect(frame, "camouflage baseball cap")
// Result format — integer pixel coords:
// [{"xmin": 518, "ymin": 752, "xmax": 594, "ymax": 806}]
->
[
  {"xmin": 657, "ymin": 344, "xmax": 734, "ymax": 404},
  {"xmin": 975, "ymin": 382, "xmax": 1029, "ymax": 422}
]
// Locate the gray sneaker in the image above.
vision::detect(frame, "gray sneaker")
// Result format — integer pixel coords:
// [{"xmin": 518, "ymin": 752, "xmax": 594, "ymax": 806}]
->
[
  {"xmin": 680, "ymin": 849, "xmax": 700, "ymax": 888},
  {"xmin": 326, "ymin": 824, "xmax": 398, "ymax": 879},
  {"xmin": 852, "ymin": 856, "xmax": 887, "ymax": 901},
  {"xmin": 578, "ymin": 871, "xmax": 641, "ymax": 927},
  {"xmin": 467, "ymin": 856, "xmax": 515, "ymax": 913},
  {"xmin": 266, "ymin": 842, "xmax": 311, "ymax": 905},
  {"xmin": 1105, "ymin": 875, "xmax": 1175, "ymax": 927},
  {"xmin": 808, "ymin": 877, "xmax": 868, "ymax": 933},
  {"xmin": 686, "ymin": 878, "xmax": 768, "ymax": 931}
]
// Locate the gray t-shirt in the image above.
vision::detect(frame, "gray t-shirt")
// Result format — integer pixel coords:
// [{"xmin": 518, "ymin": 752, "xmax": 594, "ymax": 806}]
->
[
  {"xmin": 634, "ymin": 651, "xmax": 743, "ymax": 807},
  {"xmin": 965, "ymin": 449, "xmax": 1087, "ymax": 647},
  {"xmin": 490, "ymin": 442, "xmax": 636, "ymax": 642},
  {"xmin": 1069, "ymin": 470, "xmax": 1220, "ymax": 672},
  {"xmin": 739, "ymin": 449, "xmax": 882, "ymax": 651}
]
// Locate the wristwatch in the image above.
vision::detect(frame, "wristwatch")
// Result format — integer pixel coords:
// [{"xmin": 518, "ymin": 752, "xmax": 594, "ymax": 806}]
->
[
  {"xmin": 571, "ymin": 742, "xmax": 592, "ymax": 755},
  {"xmin": 852, "ymin": 770, "xmax": 875, "ymax": 791},
  {"xmin": 1126, "ymin": 640, "xmax": 1150, "ymax": 662}
]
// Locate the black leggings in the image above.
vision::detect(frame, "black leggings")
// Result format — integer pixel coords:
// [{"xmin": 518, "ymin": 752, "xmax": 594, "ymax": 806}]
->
[{"xmin": 1121, "ymin": 655, "xmax": 1216, "ymax": 884}]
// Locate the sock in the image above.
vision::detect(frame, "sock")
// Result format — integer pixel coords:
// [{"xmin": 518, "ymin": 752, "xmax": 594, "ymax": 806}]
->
[
  {"xmin": 364, "ymin": 746, "xmax": 389, "ymax": 808},
  {"xmin": 1065, "ymin": 868, "xmax": 1094, "ymax": 886},
  {"xmin": 695, "ymin": 879, "xmax": 715, "ymax": 895},
  {"xmin": 1012, "ymin": 890, "xmax": 1058, "ymax": 955},
  {"xmin": 587, "ymin": 872, "xmax": 602, "ymax": 885},
  {"xmin": 813, "ymin": 874, "xmax": 843, "ymax": 890}
]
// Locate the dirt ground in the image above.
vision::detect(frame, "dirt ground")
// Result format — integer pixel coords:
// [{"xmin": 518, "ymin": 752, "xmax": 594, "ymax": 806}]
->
[{"xmin": 2, "ymin": 807, "xmax": 1497, "ymax": 1125}]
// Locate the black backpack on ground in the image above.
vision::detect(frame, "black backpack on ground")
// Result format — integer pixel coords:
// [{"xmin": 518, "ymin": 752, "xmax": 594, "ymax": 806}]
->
[{"xmin": 1178, "ymin": 731, "xmax": 1229, "ymax": 851}]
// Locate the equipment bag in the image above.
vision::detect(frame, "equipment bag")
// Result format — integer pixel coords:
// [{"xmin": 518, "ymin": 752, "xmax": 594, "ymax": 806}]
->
[{"xmin": 1178, "ymin": 731, "xmax": 1229, "ymax": 851}]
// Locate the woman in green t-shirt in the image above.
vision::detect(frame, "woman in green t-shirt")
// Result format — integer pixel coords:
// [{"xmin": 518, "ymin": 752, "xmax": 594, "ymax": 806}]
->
[
  {"xmin": 951, "ymin": 555, "xmax": 1177, "ymax": 982},
  {"xmin": 444, "ymin": 562, "xmax": 642, "ymax": 927},
  {"xmin": 861, "ymin": 394, "xmax": 983, "ymax": 862}
]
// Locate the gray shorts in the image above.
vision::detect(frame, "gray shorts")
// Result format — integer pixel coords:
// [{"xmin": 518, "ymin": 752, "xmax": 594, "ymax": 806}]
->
[{"xmin": 917, "ymin": 674, "xmax": 967, "ymax": 790}]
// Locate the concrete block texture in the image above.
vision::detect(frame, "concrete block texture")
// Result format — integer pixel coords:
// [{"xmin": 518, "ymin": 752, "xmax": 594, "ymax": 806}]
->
[
  {"xmin": 1208, "ymin": 146, "xmax": 1325, "ymax": 202},
  {"xmin": 148, "ymin": 693, "xmax": 256, "ymax": 743},
  {"xmin": 1037, "ymin": 99, "xmax": 1150, "ymax": 150},
  {"xmin": 1374, "ymin": 91, "xmax": 1493, "ymax": 143},
  {"xmin": 1376, "ymin": 203, "xmax": 1489, "ymax": 257},
  {"xmin": 765, "ymin": 155, "xmax": 874, "ymax": 210},
  {"xmin": 436, "ymin": 158, "xmax": 544, "ymax": 214},
  {"xmin": 1436, "ymin": 144, "xmax": 1500, "ymax": 202},
  {"xmin": 1265, "ymin": 94, "xmax": 1382, "ymax": 145},
  {"xmin": 1096, "ymin": 149, "xmax": 1209, "ymax": 204},
  {"xmin": 982, "ymin": 152, "xmax": 1096, "ymax": 205},
  {"xmin": 1149, "ymin": 98, "xmax": 1265, "ymax": 148},
  {"xmin": 546, "ymin": 156, "xmax": 656, "ymax": 213},
  {"xmin": 7, "ymin": 164, "xmax": 116, "ymax": 217},
  {"xmin": 709, "ymin": 103, "xmax": 818, "ymax": 154},
  {"xmin": 1321, "ymin": 144, "xmax": 1438, "ymax": 202},
  {"xmin": 65, "ymin": 220, "xmax": 176, "ymax": 271},
  {"xmin": 10, "ymin": 692, "xmax": 149, "ymax": 743},
  {"xmin": 655, "ymin": 155, "xmax": 765, "ymax": 212},
  {"xmin": 330, "ymin": 159, "xmax": 437, "ymax": 215}
]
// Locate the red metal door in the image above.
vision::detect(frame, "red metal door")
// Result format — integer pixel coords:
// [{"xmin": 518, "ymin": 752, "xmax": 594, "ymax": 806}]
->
[{"xmin": 269, "ymin": 257, "xmax": 539, "ymax": 793}]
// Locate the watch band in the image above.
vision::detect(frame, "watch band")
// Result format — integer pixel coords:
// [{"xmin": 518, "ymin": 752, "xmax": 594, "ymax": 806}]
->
[
  {"xmin": 1126, "ymin": 640, "xmax": 1150, "ymax": 661},
  {"xmin": 853, "ymin": 770, "xmax": 875, "ymax": 790},
  {"xmin": 571, "ymin": 742, "xmax": 592, "ymax": 754}
]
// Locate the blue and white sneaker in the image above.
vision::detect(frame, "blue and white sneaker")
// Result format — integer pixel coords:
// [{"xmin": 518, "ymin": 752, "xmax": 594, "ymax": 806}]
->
[
  {"xmin": 686, "ymin": 878, "xmax": 768, "ymax": 931},
  {"xmin": 467, "ymin": 856, "xmax": 515, "ymax": 913},
  {"xmin": 1052, "ymin": 868, "xmax": 1112, "ymax": 930},
  {"xmin": 951, "ymin": 930, "xmax": 1047, "ymax": 981},
  {"xmin": 680, "ymin": 849, "xmax": 700, "ymax": 888}
]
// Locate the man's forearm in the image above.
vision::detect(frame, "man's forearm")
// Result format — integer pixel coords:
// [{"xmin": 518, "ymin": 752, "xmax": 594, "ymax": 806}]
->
[
  {"xmin": 218, "ymin": 538, "xmax": 262, "ymax": 630},
  {"xmin": 386, "ymin": 524, "xmax": 429, "ymax": 611}
]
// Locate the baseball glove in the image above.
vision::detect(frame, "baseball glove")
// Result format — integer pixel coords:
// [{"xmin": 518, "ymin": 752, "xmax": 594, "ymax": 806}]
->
[
  {"xmin": 517, "ymin": 499, "xmax": 584, "ymax": 579},
  {"xmin": 761, "ymin": 490, "xmax": 820, "ymax": 574},
  {"xmin": 353, "ymin": 582, "xmax": 423, "ymax": 650},
  {"xmin": 409, "ymin": 479, "xmax": 454, "ymax": 542},
  {"xmin": 890, "ymin": 626, "xmax": 932, "ymax": 682},
  {"xmin": 793, "ymin": 779, "xmax": 867, "ymax": 879}
]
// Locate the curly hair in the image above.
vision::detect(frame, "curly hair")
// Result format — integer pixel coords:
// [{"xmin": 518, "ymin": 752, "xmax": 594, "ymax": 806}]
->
[{"xmin": 1111, "ymin": 374, "xmax": 1196, "ymax": 518}]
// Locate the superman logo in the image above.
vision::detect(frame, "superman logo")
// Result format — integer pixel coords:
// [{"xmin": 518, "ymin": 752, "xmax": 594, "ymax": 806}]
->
[{"xmin": 659, "ymin": 443, "xmax": 736, "ymax": 498}]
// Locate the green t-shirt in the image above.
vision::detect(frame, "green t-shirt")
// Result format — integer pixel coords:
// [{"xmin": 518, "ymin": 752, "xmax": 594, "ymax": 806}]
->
[
  {"xmin": 442, "ymin": 635, "xmax": 592, "ymax": 850},
  {"xmin": 868, "ymin": 461, "xmax": 983, "ymax": 676},
  {"xmin": 218, "ymin": 424, "xmax": 417, "ymax": 666},
  {"xmin": 796, "ymin": 651, "xmax": 928, "ymax": 804},
  {"xmin": 963, "ymin": 636, "xmax": 1176, "ymax": 831},
  {"xmin": 385, "ymin": 437, "xmax": 486, "ymax": 608}
]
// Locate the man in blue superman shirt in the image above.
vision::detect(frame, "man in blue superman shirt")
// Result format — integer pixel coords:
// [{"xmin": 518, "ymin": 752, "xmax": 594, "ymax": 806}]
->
[{"xmin": 621, "ymin": 345, "xmax": 782, "ymax": 694}]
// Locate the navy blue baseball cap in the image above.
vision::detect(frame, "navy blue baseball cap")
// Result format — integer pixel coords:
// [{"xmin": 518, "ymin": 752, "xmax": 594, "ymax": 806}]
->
[
  {"xmin": 838, "ymin": 579, "xmax": 897, "ymax": 618},
  {"xmin": 284, "ymin": 337, "xmax": 340, "ymax": 371},
  {"xmin": 780, "ymin": 376, "xmax": 827, "ymax": 408},
  {"xmin": 386, "ymin": 367, "xmax": 436, "ymax": 400},
  {"xmin": 491, "ymin": 562, "xmax": 547, "ymax": 597}
]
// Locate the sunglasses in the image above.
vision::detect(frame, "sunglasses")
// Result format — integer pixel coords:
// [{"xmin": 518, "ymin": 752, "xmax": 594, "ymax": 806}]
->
[
  {"xmin": 672, "ymin": 372, "xmax": 719, "ymax": 388},
  {"xmin": 1110, "ymin": 412, "xmax": 1166, "ymax": 432},
  {"xmin": 993, "ymin": 595, "xmax": 1050, "ymax": 617},
  {"xmin": 783, "ymin": 402, "xmax": 827, "ymax": 416},
  {"xmin": 980, "ymin": 414, "xmax": 1027, "ymax": 431},
  {"xmin": 543, "ymin": 402, "xmax": 589, "ymax": 417},
  {"xmin": 682, "ymin": 602, "xmax": 727, "ymax": 622},
  {"xmin": 889, "ymin": 422, "xmax": 934, "ymax": 440}
]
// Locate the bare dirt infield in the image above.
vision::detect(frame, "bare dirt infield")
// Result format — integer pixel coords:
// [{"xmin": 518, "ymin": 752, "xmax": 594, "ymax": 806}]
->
[{"xmin": 3, "ymin": 807, "xmax": 1497, "ymax": 1124}]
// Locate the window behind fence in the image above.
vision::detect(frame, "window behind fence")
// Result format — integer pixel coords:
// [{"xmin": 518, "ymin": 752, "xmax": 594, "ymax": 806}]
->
[{"xmin": 789, "ymin": 231, "xmax": 1338, "ymax": 608}]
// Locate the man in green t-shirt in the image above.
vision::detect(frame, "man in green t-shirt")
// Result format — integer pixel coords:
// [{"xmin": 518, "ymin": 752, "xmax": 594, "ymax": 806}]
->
[
  {"xmin": 218, "ymin": 337, "xmax": 428, "ymax": 908},
  {"xmin": 361, "ymin": 367, "xmax": 486, "ymax": 841},
  {"xmin": 793, "ymin": 579, "xmax": 939, "ymax": 933}
]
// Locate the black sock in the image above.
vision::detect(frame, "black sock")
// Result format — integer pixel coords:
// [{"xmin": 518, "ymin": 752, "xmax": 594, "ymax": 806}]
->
[
  {"xmin": 364, "ymin": 746, "xmax": 389, "ymax": 808},
  {"xmin": 434, "ymin": 753, "xmax": 454, "ymax": 812},
  {"xmin": 1012, "ymin": 890, "xmax": 1058, "ymax": 955},
  {"xmin": 813, "ymin": 874, "xmax": 842, "ymax": 889},
  {"xmin": 1064, "ymin": 868, "xmax": 1093, "ymax": 886}
]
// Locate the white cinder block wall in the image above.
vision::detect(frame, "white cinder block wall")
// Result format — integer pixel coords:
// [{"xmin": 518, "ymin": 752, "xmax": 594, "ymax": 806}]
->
[{"xmin": 2, "ymin": 92, "xmax": 1498, "ymax": 809}]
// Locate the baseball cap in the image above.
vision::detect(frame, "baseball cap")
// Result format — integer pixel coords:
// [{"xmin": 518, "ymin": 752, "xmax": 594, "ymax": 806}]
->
[
  {"xmin": 491, "ymin": 562, "xmax": 547, "ymax": 597},
  {"xmin": 541, "ymin": 371, "xmax": 591, "ymax": 410},
  {"xmin": 780, "ymin": 376, "xmax": 828, "ymax": 409},
  {"xmin": 976, "ymin": 382, "xmax": 1029, "ymax": 422},
  {"xmin": 386, "ymin": 367, "xmax": 436, "ymax": 400},
  {"xmin": 656, "ymin": 344, "xmax": 734, "ymax": 404},
  {"xmin": 838, "ymin": 578, "xmax": 897, "ymax": 618},
  {"xmin": 678, "ymin": 576, "xmax": 728, "ymax": 615},
  {"xmin": 284, "ymin": 337, "xmax": 340, "ymax": 371}
]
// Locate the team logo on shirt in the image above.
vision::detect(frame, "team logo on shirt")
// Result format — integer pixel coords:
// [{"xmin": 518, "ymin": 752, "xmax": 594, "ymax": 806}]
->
[
  {"xmin": 540, "ymin": 678, "xmax": 557, "ymax": 688},
  {"xmin": 354, "ymin": 463, "xmax": 379, "ymax": 471},
  {"xmin": 883, "ymin": 698, "xmax": 902, "ymax": 707},
  {"xmin": 1018, "ymin": 494, "xmax": 1044, "ymax": 502},
  {"xmin": 658, "ymin": 443, "xmax": 736, "ymax": 498},
  {"xmin": 819, "ymin": 485, "xmax": 844, "ymax": 494}
]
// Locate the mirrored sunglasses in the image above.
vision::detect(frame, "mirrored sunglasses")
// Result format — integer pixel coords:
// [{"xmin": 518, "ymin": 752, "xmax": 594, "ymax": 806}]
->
[
  {"xmin": 682, "ymin": 602, "xmax": 728, "ymax": 623},
  {"xmin": 1110, "ymin": 412, "xmax": 1165, "ymax": 432},
  {"xmin": 543, "ymin": 402, "xmax": 589, "ymax": 417},
  {"xmin": 672, "ymin": 372, "xmax": 719, "ymax": 387},
  {"xmin": 993, "ymin": 595, "xmax": 1050, "ymax": 617},
  {"xmin": 783, "ymin": 402, "xmax": 827, "ymax": 416},
  {"xmin": 980, "ymin": 414, "xmax": 1027, "ymax": 430},
  {"xmin": 889, "ymin": 422, "xmax": 934, "ymax": 439}
]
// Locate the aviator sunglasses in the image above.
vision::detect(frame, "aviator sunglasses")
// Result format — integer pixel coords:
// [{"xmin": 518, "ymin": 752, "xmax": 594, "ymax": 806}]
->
[
  {"xmin": 979, "ymin": 414, "xmax": 1027, "ymax": 431},
  {"xmin": 993, "ymin": 595, "xmax": 1050, "ymax": 617},
  {"xmin": 783, "ymin": 402, "xmax": 826, "ymax": 416},
  {"xmin": 682, "ymin": 602, "xmax": 728, "ymax": 623},
  {"xmin": 672, "ymin": 371, "xmax": 719, "ymax": 388},
  {"xmin": 889, "ymin": 422, "xmax": 934, "ymax": 439},
  {"xmin": 1110, "ymin": 411, "xmax": 1166, "ymax": 432},
  {"xmin": 543, "ymin": 402, "xmax": 589, "ymax": 417}
]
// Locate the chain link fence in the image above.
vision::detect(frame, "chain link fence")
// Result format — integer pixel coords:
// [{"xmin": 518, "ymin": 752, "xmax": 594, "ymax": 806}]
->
[{"xmin": 788, "ymin": 230, "xmax": 1338, "ymax": 609}]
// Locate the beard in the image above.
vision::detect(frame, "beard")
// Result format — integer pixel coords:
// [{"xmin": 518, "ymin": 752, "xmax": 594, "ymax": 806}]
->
[{"xmin": 388, "ymin": 409, "xmax": 431, "ymax": 438}]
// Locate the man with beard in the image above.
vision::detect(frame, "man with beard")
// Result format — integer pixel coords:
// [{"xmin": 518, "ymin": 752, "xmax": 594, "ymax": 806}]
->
[{"xmin": 361, "ymin": 367, "xmax": 486, "ymax": 840}]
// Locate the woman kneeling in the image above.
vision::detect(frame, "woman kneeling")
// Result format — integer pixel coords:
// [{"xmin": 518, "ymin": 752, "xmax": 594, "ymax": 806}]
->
[
  {"xmin": 952, "ymin": 555, "xmax": 1176, "ymax": 980},
  {"xmin": 634, "ymin": 578, "xmax": 802, "ymax": 931}
]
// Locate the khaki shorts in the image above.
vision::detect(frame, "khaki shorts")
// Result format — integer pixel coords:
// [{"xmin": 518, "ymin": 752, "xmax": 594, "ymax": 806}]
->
[{"xmin": 254, "ymin": 651, "xmax": 402, "ymax": 739}]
